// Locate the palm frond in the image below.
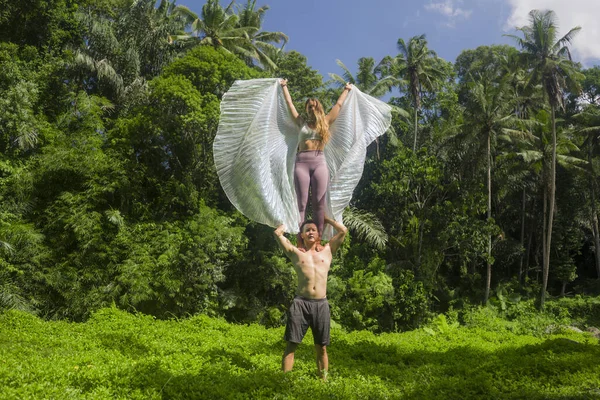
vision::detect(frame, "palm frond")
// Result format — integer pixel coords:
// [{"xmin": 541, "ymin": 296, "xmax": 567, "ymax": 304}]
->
[{"xmin": 343, "ymin": 207, "xmax": 388, "ymax": 250}]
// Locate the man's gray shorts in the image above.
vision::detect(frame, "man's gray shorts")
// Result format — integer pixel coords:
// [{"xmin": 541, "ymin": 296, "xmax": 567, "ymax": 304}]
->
[{"xmin": 284, "ymin": 296, "xmax": 330, "ymax": 346}]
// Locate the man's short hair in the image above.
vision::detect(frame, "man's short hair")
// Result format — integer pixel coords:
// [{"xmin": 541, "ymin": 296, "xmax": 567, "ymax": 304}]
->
[{"xmin": 300, "ymin": 219, "xmax": 319, "ymax": 234}]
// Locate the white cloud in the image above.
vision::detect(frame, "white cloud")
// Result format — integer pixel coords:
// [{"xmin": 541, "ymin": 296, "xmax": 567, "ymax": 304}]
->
[
  {"xmin": 503, "ymin": 0, "xmax": 600, "ymax": 65},
  {"xmin": 425, "ymin": 0, "xmax": 473, "ymax": 27}
]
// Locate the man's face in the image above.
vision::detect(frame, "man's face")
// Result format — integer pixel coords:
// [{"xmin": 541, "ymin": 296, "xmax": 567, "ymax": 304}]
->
[{"xmin": 301, "ymin": 223, "xmax": 319, "ymax": 244}]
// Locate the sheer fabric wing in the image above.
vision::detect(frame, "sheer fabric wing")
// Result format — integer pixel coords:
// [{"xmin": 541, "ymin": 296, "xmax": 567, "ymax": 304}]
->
[
  {"xmin": 214, "ymin": 78, "xmax": 301, "ymax": 233},
  {"xmin": 322, "ymin": 86, "xmax": 392, "ymax": 239}
]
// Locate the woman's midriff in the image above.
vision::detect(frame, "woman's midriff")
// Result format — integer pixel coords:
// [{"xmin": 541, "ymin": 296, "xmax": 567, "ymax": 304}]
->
[{"xmin": 298, "ymin": 139, "xmax": 323, "ymax": 152}]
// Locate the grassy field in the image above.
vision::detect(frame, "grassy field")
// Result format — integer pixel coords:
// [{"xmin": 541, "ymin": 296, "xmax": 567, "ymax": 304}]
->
[{"xmin": 1, "ymin": 307, "xmax": 600, "ymax": 399}]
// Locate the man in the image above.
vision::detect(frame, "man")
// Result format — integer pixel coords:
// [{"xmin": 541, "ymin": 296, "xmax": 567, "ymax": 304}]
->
[{"xmin": 273, "ymin": 216, "xmax": 347, "ymax": 380}]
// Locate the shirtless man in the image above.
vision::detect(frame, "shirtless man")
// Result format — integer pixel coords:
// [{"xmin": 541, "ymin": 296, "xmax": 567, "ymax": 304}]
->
[{"xmin": 273, "ymin": 216, "xmax": 347, "ymax": 380}]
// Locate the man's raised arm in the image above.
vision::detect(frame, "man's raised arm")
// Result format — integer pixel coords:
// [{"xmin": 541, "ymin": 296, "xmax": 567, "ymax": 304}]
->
[
  {"xmin": 274, "ymin": 225, "xmax": 298, "ymax": 259},
  {"xmin": 324, "ymin": 216, "xmax": 348, "ymax": 255}
]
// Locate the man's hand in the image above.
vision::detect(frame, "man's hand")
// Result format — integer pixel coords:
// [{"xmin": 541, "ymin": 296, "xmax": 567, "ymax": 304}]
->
[
  {"xmin": 274, "ymin": 225, "xmax": 297, "ymax": 258},
  {"xmin": 275, "ymin": 224, "xmax": 286, "ymax": 237},
  {"xmin": 324, "ymin": 216, "xmax": 347, "ymax": 255}
]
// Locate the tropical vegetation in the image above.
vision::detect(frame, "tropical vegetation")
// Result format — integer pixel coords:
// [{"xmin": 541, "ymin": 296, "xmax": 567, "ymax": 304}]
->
[{"xmin": 1, "ymin": 0, "xmax": 600, "ymax": 338}]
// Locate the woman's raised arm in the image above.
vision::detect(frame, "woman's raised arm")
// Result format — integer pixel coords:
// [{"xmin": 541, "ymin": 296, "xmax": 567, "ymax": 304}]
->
[
  {"xmin": 280, "ymin": 79, "xmax": 303, "ymax": 125},
  {"xmin": 326, "ymin": 83, "xmax": 352, "ymax": 124}
]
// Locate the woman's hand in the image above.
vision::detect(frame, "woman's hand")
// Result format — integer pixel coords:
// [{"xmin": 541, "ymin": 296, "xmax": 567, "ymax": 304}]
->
[
  {"xmin": 280, "ymin": 78, "xmax": 288, "ymax": 87},
  {"xmin": 344, "ymin": 82, "xmax": 352, "ymax": 91}
]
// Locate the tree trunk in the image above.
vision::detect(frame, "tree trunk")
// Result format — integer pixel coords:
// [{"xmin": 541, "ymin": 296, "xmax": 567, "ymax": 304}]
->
[
  {"xmin": 413, "ymin": 107, "xmax": 418, "ymax": 152},
  {"xmin": 541, "ymin": 184, "xmax": 547, "ymax": 290},
  {"xmin": 588, "ymin": 140, "xmax": 600, "ymax": 279},
  {"xmin": 525, "ymin": 225, "xmax": 533, "ymax": 282},
  {"xmin": 519, "ymin": 187, "xmax": 526, "ymax": 284},
  {"xmin": 540, "ymin": 106, "xmax": 557, "ymax": 310},
  {"xmin": 484, "ymin": 133, "xmax": 492, "ymax": 305},
  {"xmin": 560, "ymin": 281, "xmax": 567, "ymax": 297},
  {"xmin": 417, "ymin": 218, "xmax": 424, "ymax": 269},
  {"xmin": 592, "ymin": 211, "xmax": 600, "ymax": 279}
]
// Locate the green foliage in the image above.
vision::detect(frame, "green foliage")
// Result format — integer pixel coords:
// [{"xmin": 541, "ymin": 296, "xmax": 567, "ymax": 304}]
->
[
  {"xmin": 342, "ymin": 207, "xmax": 388, "ymax": 250},
  {"xmin": 0, "ymin": 0, "xmax": 81, "ymax": 51},
  {"xmin": 272, "ymin": 50, "xmax": 323, "ymax": 103},
  {"xmin": 580, "ymin": 65, "xmax": 600, "ymax": 104},
  {"xmin": 1, "ymin": 307, "xmax": 599, "ymax": 399},
  {"xmin": 338, "ymin": 257, "xmax": 395, "ymax": 331},
  {"xmin": 391, "ymin": 268, "xmax": 432, "ymax": 329},
  {"xmin": 0, "ymin": 43, "xmax": 57, "ymax": 155},
  {"xmin": 107, "ymin": 203, "xmax": 247, "ymax": 318},
  {"xmin": 423, "ymin": 313, "xmax": 459, "ymax": 336},
  {"xmin": 37, "ymin": 200, "xmax": 247, "ymax": 320},
  {"xmin": 544, "ymin": 296, "xmax": 600, "ymax": 327},
  {"xmin": 162, "ymin": 45, "xmax": 261, "ymax": 98},
  {"xmin": 369, "ymin": 146, "xmax": 493, "ymax": 291},
  {"xmin": 3, "ymin": 0, "xmax": 600, "ymax": 335}
]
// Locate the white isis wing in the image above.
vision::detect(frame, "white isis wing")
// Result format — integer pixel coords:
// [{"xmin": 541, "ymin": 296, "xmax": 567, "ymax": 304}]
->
[
  {"xmin": 213, "ymin": 78, "xmax": 301, "ymax": 233},
  {"xmin": 322, "ymin": 86, "xmax": 392, "ymax": 239}
]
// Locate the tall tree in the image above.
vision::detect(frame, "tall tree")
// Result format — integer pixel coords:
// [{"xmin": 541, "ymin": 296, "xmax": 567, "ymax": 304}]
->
[
  {"xmin": 272, "ymin": 50, "xmax": 322, "ymax": 100},
  {"xmin": 383, "ymin": 35, "xmax": 444, "ymax": 151},
  {"xmin": 517, "ymin": 110, "xmax": 586, "ymax": 301},
  {"xmin": 117, "ymin": 0, "xmax": 197, "ymax": 77},
  {"xmin": 579, "ymin": 66, "xmax": 600, "ymax": 105},
  {"xmin": 574, "ymin": 105, "xmax": 600, "ymax": 279},
  {"xmin": 329, "ymin": 57, "xmax": 399, "ymax": 97},
  {"xmin": 463, "ymin": 73, "xmax": 531, "ymax": 303},
  {"xmin": 73, "ymin": 0, "xmax": 192, "ymax": 104},
  {"xmin": 190, "ymin": 0, "xmax": 286, "ymax": 70},
  {"xmin": 191, "ymin": 0, "xmax": 252, "ymax": 52},
  {"xmin": 506, "ymin": 9, "xmax": 583, "ymax": 309},
  {"xmin": 235, "ymin": 0, "xmax": 288, "ymax": 70},
  {"xmin": 0, "ymin": 0, "xmax": 81, "ymax": 51}
]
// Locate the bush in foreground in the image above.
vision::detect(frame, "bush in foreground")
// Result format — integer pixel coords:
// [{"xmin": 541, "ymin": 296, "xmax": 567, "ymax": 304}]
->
[{"xmin": 1, "ymin": 307, "xmax": 600, "ymax": 399}]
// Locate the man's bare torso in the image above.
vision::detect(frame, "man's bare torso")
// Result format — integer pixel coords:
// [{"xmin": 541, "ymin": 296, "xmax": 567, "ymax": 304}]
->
[{"xmin": 289, "ymin": 245, "xmax": 332, "ymax": 299}]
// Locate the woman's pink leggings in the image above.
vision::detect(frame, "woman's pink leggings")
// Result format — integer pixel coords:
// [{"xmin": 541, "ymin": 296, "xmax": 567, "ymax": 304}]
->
[{"xmin": 294, "ymin": 150, "xmax": 329, "ymax": 235}]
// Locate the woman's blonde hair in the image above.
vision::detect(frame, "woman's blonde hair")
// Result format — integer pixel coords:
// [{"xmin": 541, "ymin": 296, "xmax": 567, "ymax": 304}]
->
[{"xmin": 305, "ymin": 98, "xmax": 330, "ymax": 148}]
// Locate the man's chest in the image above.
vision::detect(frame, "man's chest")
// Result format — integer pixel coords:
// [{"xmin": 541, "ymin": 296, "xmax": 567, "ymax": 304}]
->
[{"xmin": 296, "ymin": 253, "xmax": 331, "ymax": 275}]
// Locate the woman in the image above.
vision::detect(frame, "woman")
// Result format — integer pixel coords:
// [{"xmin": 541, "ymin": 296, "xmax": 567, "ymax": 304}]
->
[
  {"xmin": 280, "ymin": 79, "xmax": 352, "ymax": 241},
  {"xmin": 213, "ymin": 78, "xmax": 391, "ymax": 241}
]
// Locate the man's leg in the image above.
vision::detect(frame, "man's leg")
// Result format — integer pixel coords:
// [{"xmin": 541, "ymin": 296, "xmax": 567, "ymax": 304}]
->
[
  {"xmin": 282, "ymin": 342, "xmax": 298, "ymax": 372},
  {"xmin": 283, "ymin": 298, "xmax": 307, "ymax": 372},
  {"xmin": 311, "ymin": 299, "xmax": 331, "ymax": 380},
  {"xmin": 315, "ymin": 344, "xmax": 328, "ymax": 380}
]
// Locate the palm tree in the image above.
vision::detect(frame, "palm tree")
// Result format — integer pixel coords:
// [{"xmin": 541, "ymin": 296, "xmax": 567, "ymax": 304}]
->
[
  {"xmin": 506, "ymin": 9, "xmax": 583, "ymax": 309},
  {"xmin": 122, "ymin": 0, "xmax": 197, "ymax": 76},
  {"xmin": 467, "ymin": 75, "xmax": 514, "ymax": 304},
  {"xmin": 461, "ymin": 71, "xmax": 533, "ymax": 303},
  {"xmin": 573, "ymin": 105, "xmax": 600, "ymax": 279},
  {"xmin": 517, "ymin": 110, "xmax": 586, "ymax": 301},
  {"xmin": 235, "ymin": 0, "xmax": 288, "ymax": 70},
  {"xmin": 329, "ymin": 58, "xmax": 408, "ymax": 155},
  {"xmin": 329, "ymin": 57, "xmax": 400, "ymax": 97},
  {"xmin": 191, "ymin": 0, "xmax": 254, "ymax": 54},
  {"xmin": 73, "ymin": 0, "xmax": 192, "ymax": 102},
  {"xmin": 188, "ymin": 0, "xmax": 287, "ymax": 70},
  {"xmin": 382, "ymin": 35, "xmax": 445, "ymax": 151}
]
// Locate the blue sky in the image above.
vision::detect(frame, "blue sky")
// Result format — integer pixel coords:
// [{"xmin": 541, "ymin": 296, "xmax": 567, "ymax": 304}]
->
[{"xmin": 185, "ymin": 0, "xmax": 600, "ymax": 81}]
